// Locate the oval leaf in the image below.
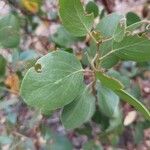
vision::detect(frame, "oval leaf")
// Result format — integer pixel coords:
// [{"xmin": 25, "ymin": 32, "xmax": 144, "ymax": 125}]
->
[
  {"xmin": 61, "ymin": 87, "xmax": 95, "ymax": 129},
  {"xmin": 97, "ymin": 84, "xmax": 119, "ymax": 118},
  {"xmin": 86, "ymin": 1, "xmax": 99, "ymax": 18},
  {"xmin": 96, "ymin": 13, "xmax": 123, "ymax": 38},
  {"xmin": 59, "ymin": 0, "xmax": 94, "ymax": 37},
  {"xmin": 0, "ymin": 14, "xmax": 20, "ymax": 48},
  {"xmin": 20, "ymin": 51, "xmax": 84, "ymax": 112},
  {"xmin": 113, "ymin": 35, "xmax": 150, "ymax": 61}
]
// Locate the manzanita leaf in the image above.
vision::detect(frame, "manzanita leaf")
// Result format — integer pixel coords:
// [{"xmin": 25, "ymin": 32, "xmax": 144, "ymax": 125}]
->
[
  {"xmin": 0, "ymin": 27, "xmax": 20, "ymax": 48},
  {"xmin": 96, "ymin": 71, "xmax": 124, "ymax": 90},
  {"xmin": 115, "ymin": 90, "xmax": 150, "ymax": 120},
  {"xmin": 61, "ymin": 86, "xmax": 95, "ymax": 129},
  {"xmin": 113, "ymin": 19, "xmax": 126, "ymax": 42},
  {"xmin": 97, "ymin": 84, "xmax": 119, "ymax": 118},
  {"xmin": 86, "ymin": 1, "xmax": 99, "ymax": 18},
  {"xmin": 0, "ymin": 14, "xmax": 20, "ymax": 48},
  {"xmin": 96, "ymin": 72, "xmax": 150, "ymax": 120},
  {"xmin": 20, "ymin": 50, "xmax": 84, "ymax": 112},
  {"xmin": 96, "ymin": 13, "xmax": 123, "ymax": 38},
  {"xmin": 126, "ymin": 12, "xmax": 141, "ymax": 26},
  {"xmin": 51, "ymin": 25, "xmax": 76, "ymax": 48},
  {"xmin": 113, "ymin": 35, "xmax": 150, "ymax": 61},
  {"xmin": 59, "ymin": 0, "xmax": 94, "ymax": 37},
  {"xmin": 0, "ymin": 14, "xmax": 20, "ymax": 30}
]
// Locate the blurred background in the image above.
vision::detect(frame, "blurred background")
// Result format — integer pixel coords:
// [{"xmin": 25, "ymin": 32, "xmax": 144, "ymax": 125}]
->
[{"xmin": 0, "ymin": 0, "xmax": 150, "ymax": 149}]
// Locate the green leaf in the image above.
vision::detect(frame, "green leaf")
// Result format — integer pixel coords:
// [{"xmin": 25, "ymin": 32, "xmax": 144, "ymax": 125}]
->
[
  {"xmin": 0, "ymin": 27, "xmax": 20, "ymax": 48},
  {"xmin": 97, "ymin": 84, "xmax": 119, "ymax": 118},
  {"xmin": 105, "ymin": 108, "xmax": 123, "ymax": 134},
  {"xmin": 113, "ymin": 35, "xmax": 150, "ymax": 61},
  {"xmin": 51, "ymin": 25, "xmax": 76, "ymax": 48},
  {"xmin": 113, "ymin": 19, "xmax": 126, "ymax": 42},
  {"xmin": 96, "ymin": 71, "xmax": 124, "ymax": 90},
  {"xmin": 100, "ymin": 40, "xmax": 119, "ymax": 69},
  {"xmin": 134, "ymin": 122, "xmax": 144, "ymax": 144},
  {"xmin": 126, "ymin": 12, "xmax": 141, "ymax": 26},
  {"xmin": 20, "ymin": 50, "xmax": 84, "ymax": 112},
  {"xmin": 86, "ymin": 1, "xmax": 99, "ymax": 18},
  {"xmin": 61, "ymin": 87, "xmax": 95, "ymax": 129},
  {"xmin": 115, "ymin": 89, "xmax": 150, "ymax": 120},
  {"xmin": 96, "ymin": 13, "xmax": 123, "ymax": 38},
  {"xmin": 107, "ymin": 69, "xmax": 130, "ymax": 88},
  {"xmin": 0, "ymin": 55, "xmax": 7, "ymax": 81},
  {"xmin": 0, "ymin": 14, "xmax": 20, "ymax": 48},
  {"xmin": 59, "ymin": 0, "xmax": 94, "ymax": 37},
  {"xmin": 0, "ymin": 14, "xmax": 20, "ymax": 30},
  {"xmin": 41, "ymin": 126, "xmax": 73, "ymax": 150},
  {"xmin": 83, "ymin": 140, "xmax": 103, "ymax": 150}
]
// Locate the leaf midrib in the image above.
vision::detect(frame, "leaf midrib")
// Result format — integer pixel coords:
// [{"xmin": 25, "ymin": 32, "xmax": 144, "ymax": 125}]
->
[{"xmin": 73, "ymin": 0, "xmax": 91, "ymax": 34}]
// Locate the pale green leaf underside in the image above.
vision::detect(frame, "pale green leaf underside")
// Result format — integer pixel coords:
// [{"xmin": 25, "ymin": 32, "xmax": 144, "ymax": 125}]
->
[
  {"xmin": 59, "ymin": 0, "xmax": 94, "ymax": 37},
  {"xmin": 20, "ymin": 51, "xmax": 84, "ymax": 112},
  {"xmin": 61, "ymin": 87, "xmax": 95, "ymax": 129}
]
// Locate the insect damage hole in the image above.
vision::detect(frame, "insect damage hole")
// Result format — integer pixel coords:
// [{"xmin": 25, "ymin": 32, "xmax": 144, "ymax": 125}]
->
[{"xmin": 34, "ymin": 63, "xmax": 42, "ymax": 73}]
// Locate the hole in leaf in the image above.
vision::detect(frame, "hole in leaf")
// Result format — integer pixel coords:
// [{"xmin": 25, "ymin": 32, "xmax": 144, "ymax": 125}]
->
[{"xmin": 34, "ymin": 63, "xmax": 42, "ymax": 73}]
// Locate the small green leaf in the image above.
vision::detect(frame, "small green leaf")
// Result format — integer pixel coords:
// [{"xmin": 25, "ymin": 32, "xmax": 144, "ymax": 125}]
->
[
  {"xmin": 101, "ymin": 54, "xmax": 119, "ymax": 69},
  {"xmin": 0, "ymin": 27, "xmax": 20, "ymax": 48},
  {"xmin": 99, "ymin": 40, "xmax": 119, "ymax": 69},
  {"xmin": 0, "ymin": 14, "xmax": 20, "ymax": 30},
  {"xmin": 0, "ymin": 14, "xmax": 20, "ymax": 48},
  {"xmin": 0, "ymin": 55, "xmax": 7, "ymax": 81},
  {"xmin": 59, "ymin": 0, "xmax": 94, "ymax": 37},
  {"xmin": 96, "ymin": 71, "xmax": 124, "ymax": 90},
  {"xmin": 105, "ymin": 108, "xmax": 123, "ymax": 134},
  {"xmin": 61, "ymin": 87, "xmax": 95, "ymax": 129},
  {"xmin": 96, "ymin": 13, "xmax": 123, "ymax": 38},
  {"xmin": 51, "ymin": 25, "xmax": 76, "ymax": 48},
  {"xmin": 86, "ymin": 1, "xmax": 99, "ymax": 18},
  {"xmin": 126, "ymin": 12, "xmax": 141, "ymax": 26},
  {"xmin": 83, "ymin": 140, "xmax": 103, "ymax": 150},
  {"xmin": 97, "ymin": 84, "xmax": 119, "ymax": 118},
  {"xmin": 113, "ymin": 19, "xmax": 126, "ymax": 42},
  {"xmin": 41, "ymin": 126, "xmax": 73, "ymax": 150},
  {"xmin": 20, "ymin": 50, "xmax": 84, "ymax": 112},
  {"xmin": 115, "ymin": 89, "xmax": 150, "ymax": 120},
  {"xmin": 113, "ymin": 35, "xmax": 150, "ymax": 61}
]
